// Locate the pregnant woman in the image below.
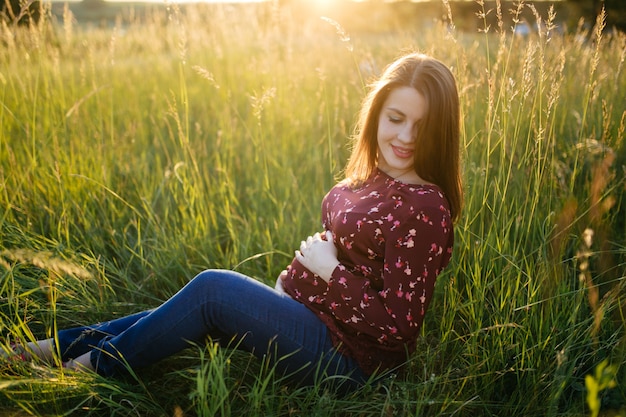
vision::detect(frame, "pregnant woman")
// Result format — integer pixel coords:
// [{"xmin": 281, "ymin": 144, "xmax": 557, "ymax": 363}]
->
[{"xmin": 5, "ymin": 52, "xmax": 462, "ymax": 392}]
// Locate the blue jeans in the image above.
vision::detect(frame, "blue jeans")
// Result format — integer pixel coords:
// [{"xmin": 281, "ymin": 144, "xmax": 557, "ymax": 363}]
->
[{"xmin": 55, "ymin": 270, "xmax": 368, "ymax": 390}]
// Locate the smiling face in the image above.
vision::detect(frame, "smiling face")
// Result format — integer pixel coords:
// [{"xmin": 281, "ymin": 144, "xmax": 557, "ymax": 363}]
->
[
  {"xmin": 376, "ymin": 86, "xmax": 428, "ymax": 183},
  {"xmin": 345, "ymin": 53, "xmax": 461, "ymax": 220}
]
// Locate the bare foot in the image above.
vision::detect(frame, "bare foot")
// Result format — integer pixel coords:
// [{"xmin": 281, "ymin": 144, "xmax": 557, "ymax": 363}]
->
[
  {"xmin": 63, "ymin": 351, "xmax": 95, "ymax": 372},
  {"xmin": 2, "ymin": 338, "xmax": 54, "ymax": 362}
]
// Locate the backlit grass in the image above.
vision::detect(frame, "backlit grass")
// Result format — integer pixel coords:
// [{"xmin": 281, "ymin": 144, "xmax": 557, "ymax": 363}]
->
[{"xmin": 1, "ymin": 1, "xmax": 625, "ymax": 415}]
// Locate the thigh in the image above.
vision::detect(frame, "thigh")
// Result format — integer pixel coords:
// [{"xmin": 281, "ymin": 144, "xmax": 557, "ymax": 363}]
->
[{"xmin": 189, "ymin": 270, "xmax": 368, "ymax": 388}]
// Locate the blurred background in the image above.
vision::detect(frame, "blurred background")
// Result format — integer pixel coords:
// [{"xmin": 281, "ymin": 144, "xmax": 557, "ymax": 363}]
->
[{"xmin": 3, "ymin": 0, "xmax": 626, "ymax": 35}]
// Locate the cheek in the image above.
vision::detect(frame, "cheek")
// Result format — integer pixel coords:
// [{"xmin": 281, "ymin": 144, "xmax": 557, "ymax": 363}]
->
[
  {"xmin": 377, "ymin": 119, "xmax": 393, "ymax": 140},
  {"xmin": 375, "ymin": 122, "xmax": 385, "ymax": 144},
  {"xmin": 376, "ymin": 116, "xmax": 384, "ymax": 136}
]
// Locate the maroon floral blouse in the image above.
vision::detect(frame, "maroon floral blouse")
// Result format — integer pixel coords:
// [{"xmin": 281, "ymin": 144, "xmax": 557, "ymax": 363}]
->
[{"xmin": 282, "ymin": 168, "xmax": 454, "ymax": 375}]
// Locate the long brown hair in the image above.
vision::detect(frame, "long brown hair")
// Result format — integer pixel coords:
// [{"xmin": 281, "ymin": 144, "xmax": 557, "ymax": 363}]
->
[{"xmin": 344, "ymin": 53, "xmax": 463, "ymax": 222}]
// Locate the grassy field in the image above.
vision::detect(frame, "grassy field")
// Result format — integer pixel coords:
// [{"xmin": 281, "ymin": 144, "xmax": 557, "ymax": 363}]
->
[{"xmin": 1, "ymin": 1, "xmax": 625, "ymax": 415}]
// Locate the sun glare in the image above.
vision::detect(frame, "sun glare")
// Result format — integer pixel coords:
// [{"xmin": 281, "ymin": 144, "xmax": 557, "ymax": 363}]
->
[{"xmin": 313, "ymin": 0, "xmax": 334, "ymax": 6}]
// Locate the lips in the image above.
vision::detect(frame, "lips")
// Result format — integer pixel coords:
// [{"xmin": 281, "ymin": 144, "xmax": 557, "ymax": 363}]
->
[{"xmin": 391, "ymin": 145, "xmax": 414, "ymax": 159}]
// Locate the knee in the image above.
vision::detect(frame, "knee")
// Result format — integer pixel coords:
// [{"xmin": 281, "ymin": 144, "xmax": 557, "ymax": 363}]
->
[
  {"xmin": 191, "ymin": 269, "xmax": 228, "ymax": 288},
  {"xmin": 188, "ymin": 269, "xmax": 245, "ymax": 295}
]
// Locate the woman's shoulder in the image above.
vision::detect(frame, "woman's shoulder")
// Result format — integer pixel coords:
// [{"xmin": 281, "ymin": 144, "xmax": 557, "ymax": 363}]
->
[
  {"xmin": 328, "ymin": 170, "xmax": 450, "ymax": 213},
  {"xmin": 379, "ymin": 174, "xmax": 449, "ymax": 208}
]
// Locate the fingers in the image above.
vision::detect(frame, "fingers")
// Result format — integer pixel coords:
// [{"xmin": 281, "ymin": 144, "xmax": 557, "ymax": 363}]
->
[
  {"xmin": 299, "ymin": 231, "xmax": 334, "ymax": 259},
  {"xmin": 301, "ymin": 234, "xmax": 317, "ymax": 255}
]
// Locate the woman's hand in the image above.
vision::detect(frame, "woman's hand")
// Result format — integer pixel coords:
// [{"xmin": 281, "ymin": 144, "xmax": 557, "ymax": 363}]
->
[
  {"xmin": 295, "ymin": 231, "xmax": 340, "ymax": 283},
  {"xmin": 275, "ymin": 270, "xmax": 290, "ymax": 296}
]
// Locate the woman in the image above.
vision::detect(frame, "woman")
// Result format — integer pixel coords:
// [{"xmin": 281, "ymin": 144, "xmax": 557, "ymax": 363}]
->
[{"xmin": 6, "ymin": 52, "xmax": 462, "ymax": 391}]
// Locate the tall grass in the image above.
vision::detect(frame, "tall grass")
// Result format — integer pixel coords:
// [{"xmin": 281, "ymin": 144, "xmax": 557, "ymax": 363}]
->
[{"xmin": 1, "ymin": 1, "xmax": 625, "ymax": 415}]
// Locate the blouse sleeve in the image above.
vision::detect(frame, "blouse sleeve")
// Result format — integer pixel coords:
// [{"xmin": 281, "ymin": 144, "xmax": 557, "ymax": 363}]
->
[{"xmin": 323, "ymin": 204, "xmax": 453, "ymax": 345}]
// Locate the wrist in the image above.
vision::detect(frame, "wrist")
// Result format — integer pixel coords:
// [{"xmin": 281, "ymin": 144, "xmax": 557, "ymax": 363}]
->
[{"xmin": 320, "ymin": 261, "xmax": 340, "ymax": 283}]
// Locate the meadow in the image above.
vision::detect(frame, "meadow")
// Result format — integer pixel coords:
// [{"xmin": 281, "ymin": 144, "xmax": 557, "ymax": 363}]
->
[{"xmin": 1, "ymin": 1, "xmax": 625, "ymax": 415}]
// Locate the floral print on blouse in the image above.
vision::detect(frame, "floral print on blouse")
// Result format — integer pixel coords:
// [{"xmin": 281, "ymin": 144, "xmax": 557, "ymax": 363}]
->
[{"xmin": 282, "ymin": 168, "xmax": 454, "ymax": 375}]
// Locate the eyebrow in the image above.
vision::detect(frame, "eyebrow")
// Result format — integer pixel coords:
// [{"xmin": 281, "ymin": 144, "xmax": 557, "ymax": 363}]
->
[{"xmin": 385, "ymin": 107, "xmax": 406, "ymax": 116}]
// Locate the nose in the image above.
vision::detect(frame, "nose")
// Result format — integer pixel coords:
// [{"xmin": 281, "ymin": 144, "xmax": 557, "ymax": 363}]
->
[{"xmin": 397, "ymin": 123, "xmax": 415, "ymax": 143}]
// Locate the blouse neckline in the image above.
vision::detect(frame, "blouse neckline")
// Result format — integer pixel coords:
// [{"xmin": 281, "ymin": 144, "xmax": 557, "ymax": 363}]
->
[{"xmin": 374, "ymin": 167, "xmax": 439, "ymax": 189}]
